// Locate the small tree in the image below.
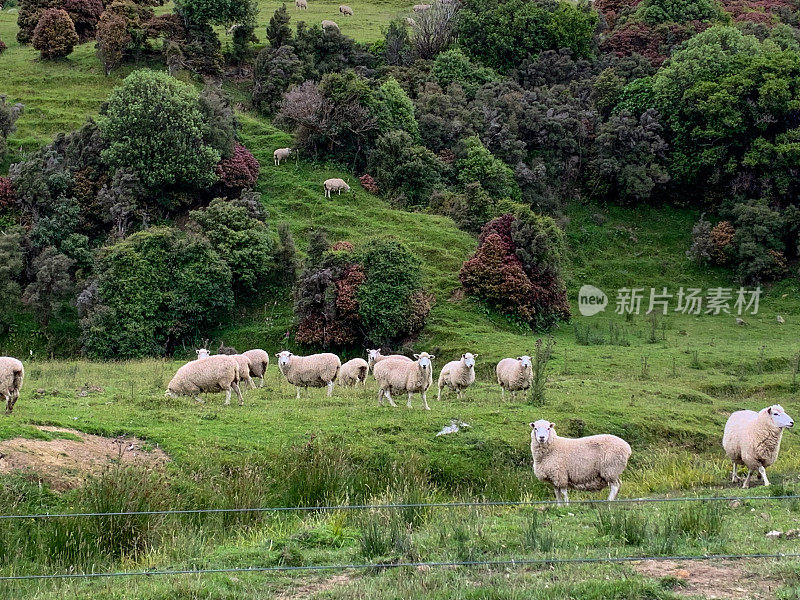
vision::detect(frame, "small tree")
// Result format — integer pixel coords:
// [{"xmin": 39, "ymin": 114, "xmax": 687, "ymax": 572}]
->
[
  {"xmin": 62, "ymin": 0, "xmax": 104, "ymax": 42},
  {"xmin": 457, "ymin": 136, "xmax": 520, "ymax": 202},
  {"xmin": 274, "ymin": 221, "xmax": 299, "ymax": 285},
  {"xmin": 0, "ymin": 96, "xmax": 24, "ymax": 161},
  {"xmin": 98, "ymin": 69, "xmax": 220, "ymax": 191},
  {"xmin": 0, "ymin": 228, "xmax": 24, "ymax": 334},
  {"xmin": 32, "ymin": 8, "xmax": 79, "ymax": 59},
  {"xmin": 23, "ymin": 247, "xmax": 76, "ymax": 329},
  {"xmin": 16, "ymin": 0, "xmax": 58, "ymax": 44},
  {"xmin": 215, "ymin": 143, "xmax": 260, "ymax": 191},
  {"xmin": 374, "ymin": 77, "xmax": 419, "ymax": 140},
  {"xmin": 368, "ymin": 130, "xmax": 442, "ymax": 207},
  {"xmin": 266, "ymin": 4, "xmax": 291, "ymax": 48},
  {"xmin": 252, "ymin": 45, "xmax": 302, "ymax": 114},
  {"xmin": 307, "ymin": 228, "xmax": 329, "ymax": 265},
  {"xmin": 96, "ymin": 10, "xmax": 129, "ymax": 75}
]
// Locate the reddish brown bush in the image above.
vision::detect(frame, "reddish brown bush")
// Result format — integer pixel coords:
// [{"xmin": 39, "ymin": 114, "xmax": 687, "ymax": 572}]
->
[
  {"xmin": 62, "ymin": 0, "xmax": 104, "ymax": 42},
  {"xmin": 0, "ymin": 177, "xmax": 15, "ymax": 209},
  {"xmin": 16, "ymin": 0, "xmax": 58, "ymax": 45},
  {"xmin": 359, "ymin": 174, "xmax": 379, "ymax": 194},
  {"xmin": 594, "ymin": 0, "xmax": 642, "ymax": 29},
  {"xmin": 601, "ymin": 20, "xmax": 708, "ymax": 66},
  {"xmin": 215, "ymin": 143, "xmax": 260, "ymax": 190},
  {"xmin": 95, "ymin": 10, "xmax": 128, "ymax": 75},
  {"xmin": 331, "ymin": 240, "xmax": 355, "ymax": 252},
  {"xmin": 0, "ymin": 37, "xmax": 7, "ymax": 54},
  {"xmin": 710, "ymin": 220, "xmax": 735, "ymax": 264},
  {"xmin": 32, "ymin": 8, "xmax": 79, "ymax": 59}
]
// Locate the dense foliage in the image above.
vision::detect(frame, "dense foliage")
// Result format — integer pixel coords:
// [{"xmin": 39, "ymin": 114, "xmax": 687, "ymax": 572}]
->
[{"xmin": 32, "ymin": 8, "xmax": 79, "ymax": 59}]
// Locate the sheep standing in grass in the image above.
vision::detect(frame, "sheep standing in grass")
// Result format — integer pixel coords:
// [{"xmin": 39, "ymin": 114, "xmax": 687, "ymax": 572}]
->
[
  {"xmin": 243, "ymin": 349, "xmax": 270, "ymax": 388},
  {"xmin": 276, "ymin": 351, "xmax": 341, "ymax": 398},
  {"xmin": 437, "ymin": 353, "xmax": 477, "ymax": 401},
  {"xmin": 338, "ymin": 358, "xmax": 369, "ymax": 387},
  {"xmin": 339, "ymin": 5, "xmax": 353, "ymax": 15},
  {"xmin": 496, "ymin": 356, "xmax": 532, "ymax": 401},
  {"xmin": 324, "ymin": 178, "xmax": 351, "ymax": 197},
  {"xmin": 274, "ymin": 147, "xmax": 292, "ymax": 165},
  {"xmin": 0, "ymin": 357, "xmax": 24, "ymax": 415},
  {"xmin": 374, "ymin": 352, "xmax": 436, "ymax": 410},
  {"xmin": 166, "ymin": 355, "xmax": 243, "ymax": 406},
  {"xmin": 231, "ymin": 355, "xmax": 254, "ymax": 390},
  {"xmin": 295, "ymin": 0, "xmax": 307, "ymax": 8},
  {"xmin": 321, "ymin": 19, "xmax": 339, "ymax": 32},
  {"xmin": 723, "ymin": 405, "xmax": 794, "ymax": 488},
  {"xmin": 530, "ymin": 420, "xmax": 632, "ymax": 505},
  {"xmin": 413, "ymin": 4, "xmax": 431, "ymax": 11}
]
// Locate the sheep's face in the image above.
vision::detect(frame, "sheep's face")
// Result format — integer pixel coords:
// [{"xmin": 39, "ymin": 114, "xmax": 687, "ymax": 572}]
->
[
  {"xmin": 768, "ymin": 405, "xmax": 794, "ymax": 429},
  {"xmin": 530, "ymin": 420, "xmax": 555, "ymax": 445},
  {"xmin": 196, "ymin": 349, "xmax": 210, "ymax": 360},
  {"xmin": 276, "ymin": 351, "xmax": 293, "ymax": 368},
  {"xmin": 462, "ymin": 353, "xmax": 476, "ymax": 368},
  {"xmin": 414, "ymin": 352, "xmax": 435, "ymax": 371},
  {"xmin": 518, "ymin": 356, "xmax": 532, "ymax": 369},
  {"xmin": 367, "ymin": 349, "xmax": 380, "ymax": 362}
]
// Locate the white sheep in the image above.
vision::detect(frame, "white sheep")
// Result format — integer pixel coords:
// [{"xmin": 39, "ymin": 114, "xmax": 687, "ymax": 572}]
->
[
  {"xmin": 321, "ymin": 19, "xmax": 340, "ymax": 32},
  {"xmin": 437, "ymin": 353, "xmax": 477, "ymax": 401},
  {"xmin": 166, "ymin": 355, "xmax": 243, "ymax": 406},
  {"xmin": 339, "ymin": 5, "xmax": 353, "ymax": 15},
  {"xmin": 276, "ymin": 351, "xmax": 341, "ymax": 398},
  {"xmin": 338, "ymin": 358, "xmax": 369, "ymax": 387},
  {"xmin": 196, "ymin": 348, "xmax": 210, "ymax": 360},
  {"xmin": 374, "ymin": 352, "xmax": 436, "ymax": 410},
  {"xmin": 367, "ymin": 349, "xmax": 412, "ymax": 372},
  {"xmin": 496, "ymin": 356, "xmax": 532, "ymax": 401},
  {"xmin": 413, "ymin": 4, "xmax": 431, "ymax": 11},
  {"xmin": 231, "ymin": 354, "xmax": 255, "ymax": 390},
  {"xmin": 530, "ymin": 420, "xmax": 632, "ymax": 505},
  {"xmin": 274, "ymin": 147, "xmax": 292, "ymax": 165},
  {"xmin": 324, "ymin": 178, "xmax": 351, "ymax": 198},
  {"xmin": 0, "ymin": 357, "xmax": 24, "ymax": 415},
  {"xmin": 243, "ymin": 349, "xmax": 270, "ymax": 388},
  {"xmin": 723, "ymin": 405, "xmax": 794, "ymax": 488},
  {"xmin": 295, "ymin": 0, "xmax": 307, "ymax": 8}
]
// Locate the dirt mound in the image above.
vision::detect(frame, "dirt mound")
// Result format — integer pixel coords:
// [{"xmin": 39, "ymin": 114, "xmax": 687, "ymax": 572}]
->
[
  {"xmin": 0, "ymin": 426, "xmax": 169, "ymax": 492},
  {"xmin": 635, "ymin": 559, "xmax": 781, "ymax": 599}
]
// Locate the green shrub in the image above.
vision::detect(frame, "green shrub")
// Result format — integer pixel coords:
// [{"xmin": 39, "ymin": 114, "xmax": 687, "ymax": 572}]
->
[
  {"xmin": 97, "ymin": 70, "xmax": 221, "ymax": 192},
  {"xmin": 368, "ymin": 130, "xmax": 442, "ymax": 207},
  {"xmin": 374, "ymin": 77, "xmax": 419, "ymax": 140},
  {"xmin": 432, "ymin": 48, "xmax": 498, "ymax": 98},
  {"xmin": 456, "ymin": 136, "xmax": 520, "ymax": 202}
]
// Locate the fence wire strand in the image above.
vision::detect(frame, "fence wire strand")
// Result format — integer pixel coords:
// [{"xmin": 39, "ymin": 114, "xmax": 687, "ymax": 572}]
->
[
  {"xmin": 0, "ymin": 494, "xmax": 798, "ymax": 520},
  {"xmin": 1, "ymin": 553, "xmax": 799, "ymax": 581}
]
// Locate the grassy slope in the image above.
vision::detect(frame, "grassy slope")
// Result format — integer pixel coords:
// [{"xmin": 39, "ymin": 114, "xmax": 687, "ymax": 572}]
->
[{"xmin": 4, "ymin": 4, "xmax": 800, "ymax": 598}]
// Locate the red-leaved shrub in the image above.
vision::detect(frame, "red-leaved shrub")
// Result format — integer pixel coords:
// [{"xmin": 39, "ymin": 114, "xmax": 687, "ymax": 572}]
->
[
  {"xmin": 710, "ymin": 220, "xmax": 735, "ymax": 265},
  {"xmin": 0, "ymin": 177, "xmax": 15, "ymax": 209},
  {"xmin": 62, "ymin": 0, "xmax": 104, "ymax": 42},
  {"xmin": 331, "ymin": 240, "xmax": 354, "ymax": 252},
  {"xmin": 216, "ymin": 143, "xmax": 260, "ymax": 189},
  {"xmin": 359, "ymin": 174, "xmax": 379, "ymax": 194},
  {"xmin": 32, "ymin": 8, "xmax": 79, "ymax": 59},
  {"xmin": 0, "ymin": 37, "xmax": 6, "ymax": 54}
]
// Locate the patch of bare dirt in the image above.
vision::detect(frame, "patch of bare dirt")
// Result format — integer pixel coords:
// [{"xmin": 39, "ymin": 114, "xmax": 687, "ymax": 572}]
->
[
  {"xmin": 635, "ymin": 560, "xmax": 781, "ymax": 599},
  {"xmin": 0, "ymin": 426, "xmax": 169, "ymax": 492},
  {"xmin": 275, "ymin": 574, "xmax": 352, "ymax": 600}
]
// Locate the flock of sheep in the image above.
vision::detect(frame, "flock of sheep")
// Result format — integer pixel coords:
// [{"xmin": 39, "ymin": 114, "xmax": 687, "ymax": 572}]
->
[
  {"xmin": 273, "ymin": 147, "xmax": 352, "ymax": 198},
  {"xmin": 0, "ymin": 348, "xmax": 794, "ymax": 505},
  {"xmin": 289, "ymin": 1, "xmax": 434, "ymax": 31}
]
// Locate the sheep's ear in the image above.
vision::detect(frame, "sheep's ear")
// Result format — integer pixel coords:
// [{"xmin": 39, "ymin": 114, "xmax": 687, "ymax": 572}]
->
[
  {"xmin": 549, "ymin": 422, "xmax": 555, "ymax": 429},
  {"xmin": 429, "ymin": 355, "xmax": 435, "ymax": 359},
  {"xmin": 461, "ymin": 354, "xmax": 465, "ymax": 359},
  {"xmin": 473, "ymin": 354, "xmax": 479, "ymax": 359},
  {"xmin": 529, "ymin": 422, "xmax": 535, "ymax": 429},
  {"xmin": 768, "ymin": 406, "xmax": 773, "ymax": 415},
  {"xmin": 413, "ymin": 354, "xmax": 420, "ymax": 359},
  {"xmin": 516, "ymin": 356, "xmax": 522, "ymax": 361}
]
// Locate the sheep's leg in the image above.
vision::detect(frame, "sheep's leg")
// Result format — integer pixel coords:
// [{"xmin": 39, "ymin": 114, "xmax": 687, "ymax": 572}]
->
[
  {"xmin": 377, "ymin": 388, "xmax": 383, "ymax": 406},
  {"xmin": 224, "ymin": 389, "xmax": 231, "ymax": 406},
  {"xmin": 385, "ymin": 389, "xmax": 398, "ymax": 408},
  {"xmin": 406, "ymin": 392, "xmax": 413, "ymax": 409},
  {"xmin": 259, "ymin": 376, "xmax": 265, "ymax": 388},
  {"xmin": 422, "ymin": 391, "xmax": 430, "ymax": 411},
  {"xmin": 511, "ymin": 390, "xmax": 517, "ymax": 402},
  {"xmin": 327, "ymin": 381, "xmax": 334, "ymax": 397},
  {"xmin": 8, "ymin": 394, "xmax": 19, "ymax": 414},
  {"xmin": 758, "ymin": 466, "xmax": 770, "ymax": 487},
  {"xmin": 500, "ymin": 386, "xmax": 505, "ymax": 401},
  {"xmin": 730, "ymin": 463, "xmax": 740, "ymax": 483},
  {"xmin": 560, "ymin": 489, "xmax": 569, "ymax": 505},
  {"xmin": 608, "ymin": 481, "xmax": 621, "ymax": 501},
  {"xmin": 742, "ymin": 469, "xmax": 753, "ymax": 489},
  {"xmin": 553, "ymin": 488, "xmax": 562, "ymax": 506},
  {"xmin": 295, "ymin": 387, "xmax": 302, "ymax": 399},
  {"xmin": 437, "ymin": 384, "xmax": 443, "ymax": 403},
  {"xmin": 233, "ymin": 382, "xmax": 244, "ymax": 406},
  {"xmin": 4, "ymin": 393, "xmax": 11, "ymax": 415}
]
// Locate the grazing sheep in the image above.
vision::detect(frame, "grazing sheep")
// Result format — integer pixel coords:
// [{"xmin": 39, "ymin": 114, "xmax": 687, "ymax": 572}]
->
[
  {"xmin": 367, "ymin": 349, "xmax": 412, "ymax": 372},
  {"xmin": 530, "ymin": 420, "xmax": 632, "ymax": 505},
  {"xmin": 413, "ymin": 4, "xmax": 431, "ymax": 11},
  {"xmin": 723, "ymin": 405, "xmax": 794, "ymax": 488},
  {"xmin": 321, "ymin": 19, "xmax": 340, "ymax": 32},
  {"xmin": 496, "ymin": 356, "xmax": 532, "ymax": 401},
  {"xmin": 196, "ymin": 348, "xmax": 210, "ymax": 360},
  {"xmin": 778, "ymin": 315, "xmax": 786, "ymax": 324},
  {"xmin": 0, "ymin": 357, "xmax": 24, "ymax": 415},
  {"xmin": 374, "ymin": 352, "xmax": 436, "ymax": 410},
  {"xmin": 276, "ymin": 351, "xmax": 341, "ymax": 398},
  {"xmin": 218, "ymin": 340, "xmax": 238, "ymax": 355},
  {"xmin": 295, "ymin": 0, "xmax": 307, "ymax": 8},
  {"xmin": 274, "ymin": 147, "xmax": 292, "ymax": 165},
  {"xmin": 324, "ymin": 178, "xmax": 351, "ymax": 198},
  {"xmin": 339, "ymin": 4, "xmax": 353, "ymax": 15},
  {"xmin": 338, "ymin": 358, "xmax": 369, "ymax": 387},
  {"xmin": 437, "ymin": 352, "xmax": 477, "ymax": 401},
  {"xmin": 243, "ymin": 349, "xmax": 270, "ymax": 388},
  {"xmin": 736, "ymin": 317, "xmax": 747, "ymax": 326},
  {"xmin": 166, "ymin": 355, "xmax": 243, "ymax": 406}
]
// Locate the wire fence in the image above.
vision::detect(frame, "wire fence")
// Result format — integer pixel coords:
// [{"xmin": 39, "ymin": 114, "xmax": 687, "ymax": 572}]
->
[
  {"xmin": 1, "ymin": 553, "xmax": 799, "ymax": 581},
  {"xmin": 0, "ymin": 494, "xmax": 798, "ymax": 520}
]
